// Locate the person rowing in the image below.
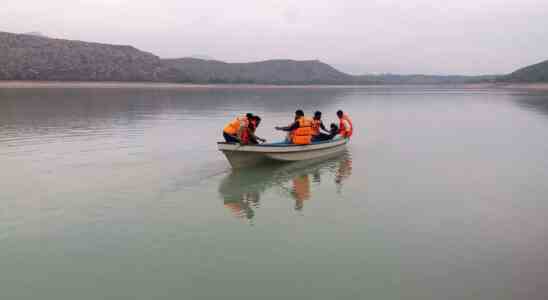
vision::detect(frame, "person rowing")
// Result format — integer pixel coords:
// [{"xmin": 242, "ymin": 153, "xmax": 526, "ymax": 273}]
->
[
  {"xmin": 243, "ymin": 115, "xmax": 266, "ymax": 144},
  {"xmin": 275, "ymin": 109, "xmax": 313, "ymax": 144}
]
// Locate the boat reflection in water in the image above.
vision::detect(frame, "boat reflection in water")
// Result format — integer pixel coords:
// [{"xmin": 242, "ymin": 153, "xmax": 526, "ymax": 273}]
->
[{"xmin": 218, "ymin": 151, "xmax": 353, "ymax": 222}]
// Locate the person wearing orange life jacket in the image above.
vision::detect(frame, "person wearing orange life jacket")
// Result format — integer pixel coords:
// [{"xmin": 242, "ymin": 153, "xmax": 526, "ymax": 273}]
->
[
  {"xmin": 223, "ymin": 113, "xmax": 253, "ymax": 143},
  {"xmin": 285, "ymin": 113, "xmax": 301, "ymax": 143},
  {"xmin": 336, "ymin": 110, "xmax": 353, "ymax": 138},
  {"xmin": 311, "ymin": 111, "xmax": 333, "ymax": 142},
  {"xmin": 242, "ymin": 115, "xmax": 266, "ymax": 145},
  {"xmin": 275, "ymin": 110, "xmax": 313, "ymax": 145}
]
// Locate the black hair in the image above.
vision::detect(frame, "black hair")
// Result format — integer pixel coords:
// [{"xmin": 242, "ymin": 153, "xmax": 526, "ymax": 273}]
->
[
  {"xmin": 295, "ymin": 109, "xmax": 304, "ymax": 116},
  {"xmin": 336, "ymin": 110, "xmax": 343, "ymax": 117},
  {"xmin": 314, "ymin": 111, "xmax": 322, "ymax": 117},
  {"xmin": 246, "ymin": 113, "xmax": 254, "ymax": 119}
]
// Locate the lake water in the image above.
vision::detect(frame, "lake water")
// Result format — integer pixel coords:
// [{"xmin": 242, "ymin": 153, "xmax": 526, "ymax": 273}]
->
[{"xmin": 1, "ymin": 85, "xmax": 547, "ymax": 300}]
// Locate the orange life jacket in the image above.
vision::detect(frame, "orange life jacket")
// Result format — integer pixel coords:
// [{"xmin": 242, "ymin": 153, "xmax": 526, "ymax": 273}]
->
[
  {"xmin": 339, "ymin": 114, "xmax": 353, "ymax": 138},
  {"xmin": 311, "ymin": 119, "xmax": 322, "ymax": 136},
  {"xmin": 291, "ymin": 116, "xmax": 313, "ymax": 145},
  {"xmin": 223, "ymin": 116, "xmax": 249, "ymax": 136}
]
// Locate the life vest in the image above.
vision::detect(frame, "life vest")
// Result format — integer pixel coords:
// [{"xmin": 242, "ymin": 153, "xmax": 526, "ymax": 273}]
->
[
  {"xmin": 291, "ymin": 116, "xmax": 313, "ymax": 145},
  {"xmin": 311, "ymin": 119, "xmax": 322, "ymax": 136},
  {"xmin": 339, "ymin": 113, "xmax": 353, "ymax": 138},
  {"xmin": 223, "ymin": 116, "xmax": 249, "ymax": 136}
]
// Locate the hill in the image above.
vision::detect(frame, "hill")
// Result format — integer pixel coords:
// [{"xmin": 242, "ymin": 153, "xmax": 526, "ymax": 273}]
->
[
  {"xmin": 354, "ymin": 74, "xmax": 497, "ymax": 84},
  {"xmin": 0, "ymin": 31, "xmax": 163, "ymax": 81},
  {"xmin": 0, "ymin": 31, "xmax": 354, "ymax": 84},
  {"xmin": 161, "ymin": 58, "xmax": 353, "ymax": 84},
  {"xmin": 0, "ymin": 30, "xmax": 504, "ymax": 84},
  {"xmin": 502, "ymin": 59, "xmax": 548, "ymax": 82}
]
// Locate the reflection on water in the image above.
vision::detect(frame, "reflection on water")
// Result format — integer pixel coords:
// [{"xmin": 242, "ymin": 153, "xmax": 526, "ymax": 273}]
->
[
  {"xmin": 512, "ymin": 93, "xmax": 548, "ymax": 117},
  {"xmin": 218, "ymin": 152, "xmax": 353, "ymax": 222},
  {"xmin": 292, "ymin": 174, "xmax": 311, "ymax": 211},
  {"xmin": 335, "ymin": 156, "xmax": 353, "ymax": 193}
]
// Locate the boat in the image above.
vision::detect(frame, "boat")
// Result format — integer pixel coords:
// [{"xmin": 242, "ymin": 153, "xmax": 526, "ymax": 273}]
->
[{"xmin": 217, "ymin": 137, "xmax": 349, "ymax": 168}]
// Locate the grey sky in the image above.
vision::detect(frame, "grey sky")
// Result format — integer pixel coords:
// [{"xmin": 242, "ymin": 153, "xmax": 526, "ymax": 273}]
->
[{"xmin": 2, "ymin": 0, "xmax": 548, "ymax": 75}]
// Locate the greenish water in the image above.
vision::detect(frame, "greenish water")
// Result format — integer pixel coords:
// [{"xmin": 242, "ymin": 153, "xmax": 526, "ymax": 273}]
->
[{"xmin": 1, "ymin": 86, "xmax": 548, "ymax": 300}]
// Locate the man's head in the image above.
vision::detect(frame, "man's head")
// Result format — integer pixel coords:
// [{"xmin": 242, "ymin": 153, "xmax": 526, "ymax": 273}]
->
[
  {"xmin": 336, "ymin": 110, "xmax": 344, "ymax": 118},
  {"xmin": 330, "ymin": 123, "xmax": 339, "ymax": 132},
  {"xmin": 295, "ymin": 110, "xmax": 304, "ymax": 117},
  {"xmin": 314, "ymin": 111, "xmax": 322, "ymax": 119},
  {"xmin": 246, "ymin": 113, "xmax": 254, "ymax": 119}
]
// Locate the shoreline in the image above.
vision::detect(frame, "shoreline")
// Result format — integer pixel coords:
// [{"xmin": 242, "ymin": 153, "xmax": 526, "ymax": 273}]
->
[{"xmin": 0, "ymin": 81, "xmax": 547, "ymax": 90}]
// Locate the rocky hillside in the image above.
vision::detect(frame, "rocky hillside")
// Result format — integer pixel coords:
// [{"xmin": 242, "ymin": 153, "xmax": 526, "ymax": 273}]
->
[
  {"xmin": 0, "ymin": 31, "xmax": 353, "ymax": 84},
  {"xmin": 0, "ymin": 31, "xmax": 163, "ymax": 81},
  {"xmin": 0, "ymin": 30, "xmax": 504, "ymax": 84},
  {"xmin": 161, "ymin": 58, "xmax": 354, "ymax": 84},
  {"xmin": 502, "ymin": 59, "xmax": 548, "ymax": 82}
]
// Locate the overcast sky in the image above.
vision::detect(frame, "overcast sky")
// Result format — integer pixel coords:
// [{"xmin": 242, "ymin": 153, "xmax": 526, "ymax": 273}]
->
[{"xmin": 2, "ymin": 0, "xmax": 548, "ymax": 75}]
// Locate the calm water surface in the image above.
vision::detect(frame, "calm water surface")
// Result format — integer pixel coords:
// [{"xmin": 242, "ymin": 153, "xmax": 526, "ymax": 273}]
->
[{"xmin": 1, "ymin": 86, "xmax": 547, "ymax": 299}]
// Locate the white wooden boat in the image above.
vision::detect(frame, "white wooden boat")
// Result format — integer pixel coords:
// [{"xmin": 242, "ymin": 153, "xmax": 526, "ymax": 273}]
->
[{"xmin": 218, "ymin": 137, "xmax": 349, "ymax": 168}]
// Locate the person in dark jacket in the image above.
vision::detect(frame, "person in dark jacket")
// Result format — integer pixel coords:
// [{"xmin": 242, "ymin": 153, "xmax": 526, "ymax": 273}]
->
[
  {"xmin": 247, "ymin": 116, "xmax": 266, "ymax": 144},
  {"xmin": 275, "ymin": 110, "xmax": 303, "ymax": 132},
  {"xmin": 275, "ymin": 109, "xmax": 305, "ymax": 143},
  {"xmin": 314, "ymin": 123, "xmax": 339, "ymax": 141}
]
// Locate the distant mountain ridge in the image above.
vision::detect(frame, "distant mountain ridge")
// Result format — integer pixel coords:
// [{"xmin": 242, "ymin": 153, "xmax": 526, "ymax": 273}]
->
[
  {"xmin": 161, "ymin": 57, "xmax": 354, "ymax": 84},
  {"xmin": 0, "ymin": 31, "xmax": 162, "ymax": 81},
  {"xmin": 354, "ymin": 73, "xmax": 498, "ymax": 84},
  {"xmin": 502, "ymin": 59, "xmax": 548, "ymax": 82},
  {"xmin": 0, "ymin": 30, "xmax": 543, "ymax": 84}
]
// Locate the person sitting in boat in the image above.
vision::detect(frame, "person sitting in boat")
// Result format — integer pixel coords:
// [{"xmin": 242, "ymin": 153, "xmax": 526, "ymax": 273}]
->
[
  {"xmin": 329, "ymin": 123, "xmax": 339, "ymax": 138},
  {"xmin": 311, "ymin": 111, "xmax": 331, "ymax": 142},
  {"xmin": 275, "ymin": 110, "xmax": 313, "ymax": 145},
  {"xmin": 315, "ymin": 123, "xmax": 340, "ymax": 141},
  {"xmin": 223, "ymin": 113, "xmax": 253, "ymax": 143},
  {"xmin": 244, "ymin": 115, "xmax": 266, "ymax": 145},
  {"xmin": 337, "ymin": 110, "xmax": 353, "ymax": 138}
]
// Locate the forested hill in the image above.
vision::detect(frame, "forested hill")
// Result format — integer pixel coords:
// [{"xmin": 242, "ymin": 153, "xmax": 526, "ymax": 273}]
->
[
  {"xmin": 0, "ymin": 31, "xmax": 163, "ymax": 81},
  {"xmin": 502, "ymin": 59, "xmax": 548, "ymax": 82},
  {"xmin": 0, "ymin": 31, "xmax": 354, "ymax": 83},
  {"xmin": 0, "ymin": 30, "xmax": 510, "ymax": 84},
  {"xmin": 160, "ymin": 58, "xmax": 354, "ymax": 84}
]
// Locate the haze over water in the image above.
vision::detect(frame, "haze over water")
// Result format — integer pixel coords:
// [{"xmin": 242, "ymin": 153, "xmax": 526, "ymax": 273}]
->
[{"xmin": 1, "ymin": 86, "xmax": 548, "ymax": 299}]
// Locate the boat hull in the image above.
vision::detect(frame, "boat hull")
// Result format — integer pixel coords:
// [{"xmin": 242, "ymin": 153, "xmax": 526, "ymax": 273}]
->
[{"xmin": 218, "ymin": 138, "xmax": 348, "ymax": 168}]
